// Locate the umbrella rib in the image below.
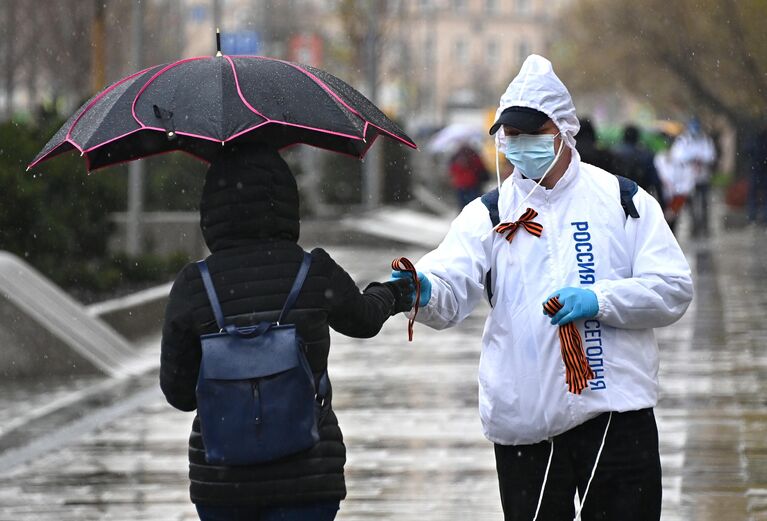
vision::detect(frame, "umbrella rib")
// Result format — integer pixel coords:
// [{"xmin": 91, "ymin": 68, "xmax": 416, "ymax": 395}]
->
[
  {"xmin": 227, "ymin": 121, "xmax": 364, "ymax": 143},
  {"xmin": 81, "ymin": 127, "xmax": 223, "ymax": 157},
  {"xmin": 131, "ymin": 57, "xmax": 208, "ymax": 128},
  {"xmin": 263, "ymin": 58, "xmax": 365, "ymax": 122},
  {"xmin": 26, "ymin": 137, "xmax": 83, "ymax": 171},
  {"xmin": 224, "ymin": 55, "xmax": 270, "ymax": 120},
  {"xmin": 260, "ymin": 57, "xmax": 416, "ymax": 149},
  {"xmin": 65, "ymin": 65, "xmax": 155, "ymax": 141},
  {"xmin": 224, "ymin": 55, "xmax": 366, "ymax": 143}
]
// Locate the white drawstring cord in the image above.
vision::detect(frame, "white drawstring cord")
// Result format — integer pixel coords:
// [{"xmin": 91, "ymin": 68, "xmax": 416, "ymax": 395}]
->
[
  {"xmin": 495, "ymin": 141, "xmax": 502, "ymax": 192},
  {"xmin": 532, "ymin": 439, "xmax": 554, "ymax": 521},
  {"xmin": 573, "ymin": 411, "xmax": 613, "ymax": 521},
  {"xmin": 531, "ymin": 411, "xmax": 612, "ymax": 521}
]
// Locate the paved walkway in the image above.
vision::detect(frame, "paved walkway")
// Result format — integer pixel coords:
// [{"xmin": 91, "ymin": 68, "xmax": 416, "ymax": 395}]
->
[{"xmin": 1, "ymin": 212, "xmax": 766, "ymax": 520}]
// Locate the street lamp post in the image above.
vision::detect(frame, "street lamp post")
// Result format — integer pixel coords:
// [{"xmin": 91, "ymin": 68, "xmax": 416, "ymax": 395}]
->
[
  {"xmin": 362, "ymin": 0, "xmax": 382, "ymax": 209},
  {"xmin": 126, "ymin": 0, "xmax": 145, "ymax": 257}
]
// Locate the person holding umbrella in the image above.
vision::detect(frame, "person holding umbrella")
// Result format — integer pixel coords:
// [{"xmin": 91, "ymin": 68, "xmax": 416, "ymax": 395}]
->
[
  {"xmin": 160, "ymin": 143, "xmax": 412, "ymax": 520},
  {"xmin": 392, "ymin": 55, "xmax": 692, "ymax": 520},
  {"xmin": 28, "ymin": 42, "xmax": 419, "ymax": 521}
]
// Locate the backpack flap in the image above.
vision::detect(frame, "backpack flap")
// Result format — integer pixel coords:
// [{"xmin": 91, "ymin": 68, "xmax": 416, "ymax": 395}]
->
[{"xmin": 200, "ymin": 325, "xmax": 301, "ymax": 380}]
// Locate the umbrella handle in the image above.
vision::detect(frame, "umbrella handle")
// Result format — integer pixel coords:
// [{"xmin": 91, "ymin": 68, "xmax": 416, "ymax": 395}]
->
[{"xmin": 216, "ymin": 28, "xmax": 222, "ymax": 57}]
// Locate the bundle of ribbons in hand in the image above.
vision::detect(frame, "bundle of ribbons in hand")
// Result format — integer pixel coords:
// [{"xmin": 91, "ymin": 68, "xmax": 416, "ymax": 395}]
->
[
  {"xmin": 391, "ymin": 257, "xmax": 420, "ymax": 342},
  {"xmin": 542, "ymin": 296, "xmax": 595, "ymax": 394}
]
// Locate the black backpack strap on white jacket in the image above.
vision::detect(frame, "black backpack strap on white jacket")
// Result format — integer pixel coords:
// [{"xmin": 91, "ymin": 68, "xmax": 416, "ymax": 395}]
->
[
  {"xmin": 616, "ymin": 175, "xmax": 640, "ymax": 218},
  {"xmin": 480, "ymin": 175, "xmax": 640, "ymax": 305}
]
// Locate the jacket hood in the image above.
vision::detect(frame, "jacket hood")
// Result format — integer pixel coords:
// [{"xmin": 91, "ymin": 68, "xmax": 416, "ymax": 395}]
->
[
  {"xmin": 495, "ymin": 55, "xmax": 580, "ymax": 148},
  {"xmin": 200, "ymin": 144, "xmax": 299, "ymax": 251}
]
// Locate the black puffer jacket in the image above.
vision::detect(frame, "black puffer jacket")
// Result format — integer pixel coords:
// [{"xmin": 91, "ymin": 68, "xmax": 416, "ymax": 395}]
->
[{"xmin": 160, "ymin": 144, "xmax": 408, "ymax": 506}]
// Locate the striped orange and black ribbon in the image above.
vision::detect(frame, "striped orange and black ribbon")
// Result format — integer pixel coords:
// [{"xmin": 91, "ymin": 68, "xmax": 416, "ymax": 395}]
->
[
  {"xmin": 542, "ymin": 296, "xmax": 595, "ymax": 395},
  {"xmin": 495, "ymin": 208, "xmax": 543, "ymax": 243},
  {"xmin": 391, "ymin": 257, "xmax": 420, "ymax": 341}
]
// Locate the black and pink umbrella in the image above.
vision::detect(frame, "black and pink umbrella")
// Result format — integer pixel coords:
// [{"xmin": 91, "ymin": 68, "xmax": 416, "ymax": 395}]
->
[{"xmin": 28, "ymin": 54, "xmax": 416, "ymax": 172}]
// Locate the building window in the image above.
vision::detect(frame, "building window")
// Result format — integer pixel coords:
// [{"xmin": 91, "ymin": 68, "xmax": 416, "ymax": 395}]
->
[
  {"xmin": 516, "ymin": 0, "xmax": 530, "ymax": 13},
  {"xmin": 387, "ymin": 0, "xmax": 402, "ymax": 14},
  {"xmin": 455, "ymin": 38, "xmax": 468, "ymax": 64},
  {"xmin": 190, "ymin": 4, "xmax": 208, "ymax": 23},
  {"xmin": 452, "ymin": 0, "xmax": 468, "ymax": 12},
  {"xmin": 419, "ymin": 0, "xmax": 432, "ymax": 11},
  {"xmin": 485, "ymin": 0, "xmax": 499, "ymax": 14},
  {"xmin": 517, "ymin": 41, "xmax": 530, "ymax": 64},
  {"xmin": 425, "ymin": 37, "xmax": 435, "ymax": 64},
  {"xmin": 487, "ymin": 39, "xmax": 499, "ymax": 65}
]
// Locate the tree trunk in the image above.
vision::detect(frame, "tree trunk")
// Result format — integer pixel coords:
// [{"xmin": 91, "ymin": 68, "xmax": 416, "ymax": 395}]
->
[{"xmin": 4, "ymin": 0, "xmax": 16, "ymax": 119}]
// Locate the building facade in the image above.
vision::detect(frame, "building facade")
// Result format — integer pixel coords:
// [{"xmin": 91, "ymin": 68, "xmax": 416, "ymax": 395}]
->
[{"xmin": 180, "ymin": 0, "xmax": 569, "ymax": 129}]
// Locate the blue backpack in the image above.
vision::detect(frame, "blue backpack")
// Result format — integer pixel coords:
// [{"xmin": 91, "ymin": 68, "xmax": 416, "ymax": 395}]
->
[
  {"xmin": 195, "ymin": 252, "xmax": 327, "ymax": 465},
  {"xmin": 480, "ymin": 175, "xmax": 639, "ymax": 305}
]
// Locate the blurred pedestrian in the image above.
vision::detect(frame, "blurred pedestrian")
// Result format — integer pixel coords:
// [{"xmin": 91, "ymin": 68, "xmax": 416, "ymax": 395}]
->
[
  {"xmin": 613, "ymin": 125, "xmax": 665, "ymax": 208},
  {"xmin": 392, "ymin": 55, "xmax": 692, "ymax": 521},
  {"xmin": 654, "ymin": 133, "xmax": 694, "ymax": 233},
  {"xmin": 747, "ymin": 124, "xmax": 767, "ymax": 224},
  {"xmin": 160, "ymin": 144, "xmax": 411, "ymax": 521},
  {"xmin": 575, "ymin": 118, "xmax": 616, "ymax": 172},
  {"xmin": 448, "ymin": 143, "xmax": 490, "ymax": 208},
  {"xmin": 671, "ymin": 118, "xmax": 717, "ymax": 236}
]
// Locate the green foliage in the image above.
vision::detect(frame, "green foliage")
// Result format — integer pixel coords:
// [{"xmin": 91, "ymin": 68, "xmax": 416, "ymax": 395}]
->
[
  {"xmin": 142, "ymin": 153, "xmax": 206, "ymax": 211},
  {"xmin": 63, "ymin": 252, "xmax": 190, "ymax": 304},
  {"xmin": 380, "ymin": 127, "xmax": 413, "ymax": 204},
  {"xmin": 557, "ymin": 0, "xmax": 767, "ymax": 127},
  {"xmin": 320, "ymin": 152, "xmax": 362, "ymax": 205},
  {"xmin": 0, "ymin": 116, "xmax": 123, "ymax": 272},
  {"xmin": 0, "ymin": 114, "xmax": 195, "ymax": 301}
]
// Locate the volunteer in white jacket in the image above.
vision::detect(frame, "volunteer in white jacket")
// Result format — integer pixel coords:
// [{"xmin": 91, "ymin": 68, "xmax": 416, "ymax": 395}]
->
[
  {"xmin": 671, "ymin": 118, "xmax": 717, "ymax": 236},
  {"xmin": 394, "ymin": 56, "xmax": 693, "ymax": 520}
]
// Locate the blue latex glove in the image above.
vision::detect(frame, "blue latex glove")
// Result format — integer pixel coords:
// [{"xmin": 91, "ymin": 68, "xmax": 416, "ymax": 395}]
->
[
  {"xmin": 543, "ymin": 287, "xmax": 599, "ymax": 326},
  {"xmin": 390, "ymin": 270, "xmax": 432, "ymax": 307}
]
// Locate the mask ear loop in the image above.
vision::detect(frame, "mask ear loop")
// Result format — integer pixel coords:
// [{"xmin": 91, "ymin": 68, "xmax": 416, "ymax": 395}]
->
[{"xmin": 495, "ymin": 130, "xmax": 503, "ymax": 193}]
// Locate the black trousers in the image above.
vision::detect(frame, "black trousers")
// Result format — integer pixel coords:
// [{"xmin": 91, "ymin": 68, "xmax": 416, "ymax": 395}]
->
[{"xmin": 494, "ymin": 408, "xmax": 661, "ymax": 521}]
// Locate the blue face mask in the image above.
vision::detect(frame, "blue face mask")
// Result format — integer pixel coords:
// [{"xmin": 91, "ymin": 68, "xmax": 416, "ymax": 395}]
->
[{"xmin": 503, "ymin": 134, "xmax": 560, "ymax": 180}]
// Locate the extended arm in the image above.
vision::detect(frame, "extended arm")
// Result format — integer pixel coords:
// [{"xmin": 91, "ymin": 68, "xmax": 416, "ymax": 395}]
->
[
  {"xmin": 591, "ymin": 189, "xmax": 693, "ymax": 329},
  {"xmin": 323, "ymin": 248, "xmax": 410, "ymax": 338},
  {"xmin": 414, "ymin": 200, "xmax": 492, "ymax": 330}
]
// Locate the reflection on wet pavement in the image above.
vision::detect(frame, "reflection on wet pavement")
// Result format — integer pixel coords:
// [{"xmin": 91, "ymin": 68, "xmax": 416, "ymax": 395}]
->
[{"xmin": 1, "ymin": 222, "xmax": 767, "ymax": 520}]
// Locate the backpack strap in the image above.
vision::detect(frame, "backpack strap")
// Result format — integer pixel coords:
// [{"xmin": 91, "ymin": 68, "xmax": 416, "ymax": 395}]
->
[
  {"xmin": 481, "ymin": 188, "xmax": 501, "ymax": 227},
  {"xmin": 196, "ymin": 251, "xmax": 312, "ymax": 331},
  {"xmin": 480, "ymin": 188, "xmax": 500, "ymax": 305},
  {"xmin": 616, "ymin": 175, "xmax": 640, "ymax": 218},
  {"xmin": 277, "ymin": 251, "xmax": 312, "ymax": 325},
  {"xmin": 197, "ymin": 260, "xmax": 226, "ymax": 331}
]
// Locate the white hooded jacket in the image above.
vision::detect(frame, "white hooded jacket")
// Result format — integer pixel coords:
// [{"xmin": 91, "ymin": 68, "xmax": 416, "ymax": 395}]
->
[{"xmin": 414, "ymin": 56, "xmax": 693, "ymax": 445}]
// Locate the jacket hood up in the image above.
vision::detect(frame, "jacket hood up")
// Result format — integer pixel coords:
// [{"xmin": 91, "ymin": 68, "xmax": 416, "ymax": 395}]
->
[
  {"xmin": 495, "ymin": 54, "xmax": 580, "ymax": 148},
  {"xmin": 200, "ymin": 144, "xmax": 299, "ymax": 251}
]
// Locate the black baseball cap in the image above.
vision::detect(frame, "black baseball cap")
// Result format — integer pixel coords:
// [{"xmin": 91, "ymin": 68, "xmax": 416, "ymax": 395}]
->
[{"xmin": 488, "ymin": 106, "xmax": 549, "ymax": 135}]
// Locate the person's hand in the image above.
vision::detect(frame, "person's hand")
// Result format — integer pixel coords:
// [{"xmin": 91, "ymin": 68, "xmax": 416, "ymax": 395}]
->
[
  {"xmin": 380, "ymin": 278, "xmax": 415, "ymax": 315},
  {"xmin": 542, "ymin": 287, "xmax": 598, "ymax": 326},
  {"xmin": 390, "ymin": 270, "xmax": 432, "ymax": 308}
]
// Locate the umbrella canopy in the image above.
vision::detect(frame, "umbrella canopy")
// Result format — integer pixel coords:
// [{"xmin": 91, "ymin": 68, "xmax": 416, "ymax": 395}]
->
[
  {"xmin": 426, "ymin": 123, "xmax": 485, "ymax": 156},
  {"xmin": 29, "ymin": 55, "xmax": 417, "ymax": 172}
]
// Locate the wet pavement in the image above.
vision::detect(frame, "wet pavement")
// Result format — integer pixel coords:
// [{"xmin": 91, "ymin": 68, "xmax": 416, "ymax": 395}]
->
[{"xmin": 1, "ymin": 205, "xmax": 767, "ymax": 520}]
